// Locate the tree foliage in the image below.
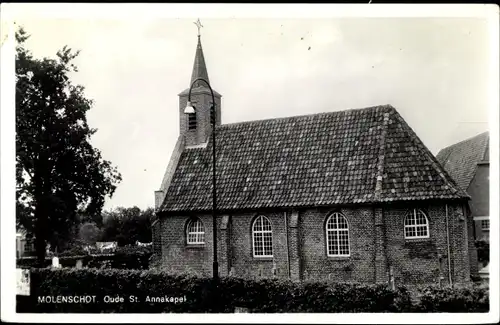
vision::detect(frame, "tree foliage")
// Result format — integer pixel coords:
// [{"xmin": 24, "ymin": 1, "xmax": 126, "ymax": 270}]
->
[
  {"xmin": 475, "ymin": 240, "xmax": 489, "ymax": 267},
  {"xmin": 100, "ymin": 207, "xmax": 154, "ymax": 246},
  {"xmin": 78, "ymin": 222, "xmax": 102, "ymax": 245},
  {"xmin": 15, "ymin": 27, "xmax": 122, "ymax": 264}
]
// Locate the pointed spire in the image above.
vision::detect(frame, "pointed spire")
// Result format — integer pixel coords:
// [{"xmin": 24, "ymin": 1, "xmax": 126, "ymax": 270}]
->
[{"xmin": 190, "ymin": 19, "xmax": 209, "ymax": 89}]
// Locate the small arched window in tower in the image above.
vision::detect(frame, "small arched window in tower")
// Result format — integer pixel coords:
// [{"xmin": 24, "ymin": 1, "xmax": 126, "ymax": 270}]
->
[
  {"xmin": 188, "ymin": 111, "xmax": 197, "ymax": 130},
  {"xmin": 210, "ymin": 103, "xmax": 215, "ymax": 125}
]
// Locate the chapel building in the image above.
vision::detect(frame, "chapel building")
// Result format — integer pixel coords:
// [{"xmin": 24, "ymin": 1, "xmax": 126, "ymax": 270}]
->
[{"xmin": 151, "ymin": 33, "xmax": 477, "ymax": 285}]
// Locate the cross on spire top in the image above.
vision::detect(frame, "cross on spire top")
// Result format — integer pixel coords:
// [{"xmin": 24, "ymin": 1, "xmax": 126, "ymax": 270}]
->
[{"xmin": 194, "ymin": 18, "xmax": 203, "ymax": 37}]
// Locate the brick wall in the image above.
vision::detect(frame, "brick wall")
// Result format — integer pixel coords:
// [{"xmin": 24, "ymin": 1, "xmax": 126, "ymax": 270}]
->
[
  {"xmin": 384, "ymin": 202, "xmax": 472, "ymax": 286},
  {"xmin": 468, "ymin": 213, "xmax": 479, "ymax": 276},
  {"xmin": 467, "ymin": 164, "xmax": 489, "ymax": 218},
  {"xmin": 469, "ymin": 163, "xmax": 489, "ymax": 244},
  {"xmin": 156, "ymin": 211, "xmax": 289, "ymax": 279},
  {"xmin": 299, "ymin": 207, "xmax": 377, "ymax": 283},
  {"xmin": 385, "ymin": 204, "xmax": 441, "ymax": 285},
  {"xmin": 158, "ymin": 214, "xmax": 214, "ymax": 276},
  {"xmin": 179, "ymin": 89, "xmax": 222, "ymax": 147},
  {"xmin": 155, "ymin": 201, "xmax": 473, "ymax": 285},
  {"xmin": 229, "ymin": 211, "xmax": 289, "ymax": 279}
]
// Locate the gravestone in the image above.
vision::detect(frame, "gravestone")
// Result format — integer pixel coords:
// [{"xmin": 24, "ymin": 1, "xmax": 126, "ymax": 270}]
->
[
  {"xmin": 234, "ymin": 306, "xmax": 249, "ymax": 313},
  {"xmin": 16, "ymin": 269, "xmax": 30, "ymax": 296},
  {"xmin": 52, "ymin": 256, "xmax": 61, "ymax": 268}
]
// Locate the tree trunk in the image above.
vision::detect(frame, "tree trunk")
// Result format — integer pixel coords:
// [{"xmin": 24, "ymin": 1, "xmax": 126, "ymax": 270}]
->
[
  {"xmin": 34, "ymin": 197, "xmax": 47, "ymax": 267},
  {"xmin": 33, "ymin": 152, "xmax": 51, "ymax": 268}
]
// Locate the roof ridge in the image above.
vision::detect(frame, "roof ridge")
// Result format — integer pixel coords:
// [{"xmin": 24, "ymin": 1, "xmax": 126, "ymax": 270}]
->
[
  {"xmin": 441, "ymin": 131, "xmax": 489, "ymax": 152},
  {"xmin": 218, "ymin": 104, "xmax": 393, "ymax": 130},
  {"xmin": 391, "ymin": 109, "xmax": 468, "ymax": 199},
  {"xmin": 374, "ymin": 110, "xmax": 391, "ymax": 200}
]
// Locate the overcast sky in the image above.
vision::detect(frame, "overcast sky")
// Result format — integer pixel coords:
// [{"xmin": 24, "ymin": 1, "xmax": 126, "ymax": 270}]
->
[{"xmin": 9, "ymin": 9, "xmax": 495, "ymax": 212}]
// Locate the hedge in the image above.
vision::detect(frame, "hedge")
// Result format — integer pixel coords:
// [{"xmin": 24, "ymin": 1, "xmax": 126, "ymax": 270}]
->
[
  {"xmin": 17, "ymin": 246, "xmax": 152, "ymax": 270},
  {"xmin": 16, "ymin": 268, "xmax": 488, "ymax": 313},
  {"xmin": 416, "ymin": 285, "xmax": 489, "ymax": 312}
]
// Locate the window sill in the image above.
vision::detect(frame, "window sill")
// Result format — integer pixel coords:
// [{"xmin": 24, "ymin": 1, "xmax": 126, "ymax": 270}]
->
[
  {"xmin": 186, "ymin": 244, "xmax": 205, "ymax": 249},
  {"xmin": 404, "ymin": 237, "xmax": 431, "ymax": 243},
  {"xmin": 327, "ymin": 255, "xmax": 351, "ymax": 260},
  {"xmin": 253, "ymin": 256, "xmax": 274, "ymax": 261}
]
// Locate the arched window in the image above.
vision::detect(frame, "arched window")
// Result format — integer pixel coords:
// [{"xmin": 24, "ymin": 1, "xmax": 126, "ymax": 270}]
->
[
  {"xmin": 186, "ymin": 218, "xmax": 205, "ymax": 244},
  {"xmin": 210, "ymin": 103, "xmax": 215, "ymax": 125},
  {"xmin": 188, "ymin": 112, "xmax": 197, "ymax": 130},
  {"xmin": 404, "ymin": 209, "xmax": 429, "ymax": 239},
  {"xmin": 252, "ymin": 216, "xmax": 273, "ymax": 257},
  {"xmin": 325, "ymin": 212, "xmax": 350, "ymax": 257}
]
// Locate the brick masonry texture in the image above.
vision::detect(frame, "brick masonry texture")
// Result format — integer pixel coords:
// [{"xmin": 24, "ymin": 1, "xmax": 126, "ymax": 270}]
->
[
  {"xmin": 178, "ymin": 90, "xmax": 222, "ymax": 148},
  {"xmin": 154, "ymin": 200, "xmax": 475, "ymax": 285},
  {"xmin": 158, "ymin": 214, "xmax": 215, "ymax": 276},
  {"xmin": 384, "ymin": 202, "xmax": 473, "ymax": 285},
  {"xmin": 299, "ymin": 207, "xmax": 376, "ymax": 283}
]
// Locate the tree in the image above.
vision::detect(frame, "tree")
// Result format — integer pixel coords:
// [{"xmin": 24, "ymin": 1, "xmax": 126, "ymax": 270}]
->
[
  {"xmin": 15, "ymin": 27, "xmax": 122, "ymax": 265},
  {"xmin": 78, "ymin": 222, "xmax": 101, "ymax": 246},
  {"xmin": 475, "ymin": 240, "xmax": 489, "ymax": 268},
  {"xmin": 100, "ymin": 207, "xmax": 153, "ymax": 246}
]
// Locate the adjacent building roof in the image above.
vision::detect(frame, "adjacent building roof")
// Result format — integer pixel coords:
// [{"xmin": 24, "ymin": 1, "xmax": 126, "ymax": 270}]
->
[
  {"xmin": 436, "ymin": 131, "xmax": 489, "ymax": 191},
  {"xmin": 160, "ymin": 104, "xmax": 468, "ymax": 213}
]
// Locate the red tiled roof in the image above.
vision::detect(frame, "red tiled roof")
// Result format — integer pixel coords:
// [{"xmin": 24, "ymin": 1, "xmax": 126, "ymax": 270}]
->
[
  {"xmin": 436, "ymin": 131, "xmax": 489, "ymax": 191},
  {"xmin": 161, "ymin": 105, "xmax": 468, "ymax": 212}
]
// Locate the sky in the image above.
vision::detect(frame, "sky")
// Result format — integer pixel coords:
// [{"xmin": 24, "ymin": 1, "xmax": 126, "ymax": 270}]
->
[{"xmin": 4, "ymin": 5, "xmax": 496, "ymax": 212}]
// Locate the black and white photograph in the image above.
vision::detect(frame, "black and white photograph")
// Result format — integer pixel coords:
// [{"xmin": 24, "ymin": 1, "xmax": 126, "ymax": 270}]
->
[{"xmin": 1, "ymin": 3, "xmax": 498, "ymax": 323}]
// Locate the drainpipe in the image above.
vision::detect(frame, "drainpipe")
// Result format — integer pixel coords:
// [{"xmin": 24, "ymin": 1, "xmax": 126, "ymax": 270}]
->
[
  {"xmin": 445, "ymin": 204, "xmax": 453, "ymax": 287},
  {"xmin": 284, "ymin": 211, "xmax": 291, "ymax": 278}
]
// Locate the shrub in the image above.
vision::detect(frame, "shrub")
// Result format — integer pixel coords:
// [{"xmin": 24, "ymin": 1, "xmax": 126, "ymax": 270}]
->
[
  {"xmin": 475, "ymin": 240, "xmax": 490, "ymax": 267},
  {"xmin": 59, "ymin": 245, "xmax": 88, "ymax": 257},
  {"xmin": 416, "ymin": 286, "xmax": 489, "ymax": 312},
  {"xmin": 16, "ymin": 268, "xmax": 485, "ymax": 313},
  {"xmin": 16, "ymin": 257, "xmax": 51, "ymax": 269},
  {"xmin": 17, "ymin": 244, "xmax": 153, "ymax": 270}
]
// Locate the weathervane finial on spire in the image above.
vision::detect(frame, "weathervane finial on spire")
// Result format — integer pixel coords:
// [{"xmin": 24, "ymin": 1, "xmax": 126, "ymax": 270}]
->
[{"xmin": 194, "ymin": 18, "xmax": 203, "ymax": 37}]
